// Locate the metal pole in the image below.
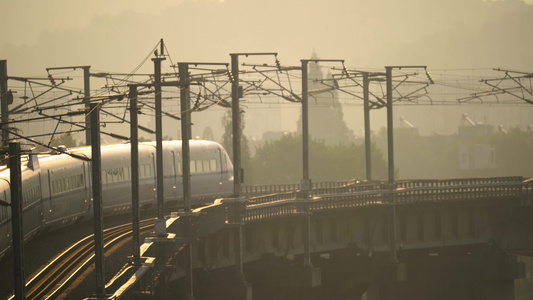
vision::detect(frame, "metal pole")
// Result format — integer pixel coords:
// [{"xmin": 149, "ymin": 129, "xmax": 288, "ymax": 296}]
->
[
  {"xmin": 179, "ymin": 64, "xmax": 192, "ymax": 213},
  {"xmin": 9, "ymin": 141, "xmax": 26, "ymax": 300},
  {"xmin": 363, "ymin": 73, "xmax": 372, "ymax": 182},
  {"xmin": 386, "ymin": 67, "xmax": 394, "ymax": 183},
  {"xmin": 90, "ymin": 102, "xmax": 106, "ymax": 298},
  {"xmin": 129, "ymin": 85, "xmax": 141, "ymax": 265},
  {"xmin": 385, "ymin": 66, "xmax": 397, "ymax": 264},
  {"xmin": 178, "ymin": 62, "xmax": 195, "ymax": 300},
  {"xmin": 1, "ymin": 60, "xmax": 9, "ymax": 148},
  {"xmin": 301, "ymin": 60, "xmax": 310, "ymax": 186},
  {"xmin": 230, "ymin": 54, "xmax": 241, "ymax": 198},
  {"xmin": 83, "ymin": 66, "xmax": 91, "ymax": 146},
  {"xmin": 152, "ymin": 53, "xmax": 167, "ymax": 299},
  {"xmin": 301, "ymin": 60, "xmax": 312, "ymax": 268},
  {"xmin": 152, "ymin": 56, "xmax": 166, "ymax": 228},
  {"xmin": 230, "ymin": 54, "xmax": 246, "ymax": 284}
]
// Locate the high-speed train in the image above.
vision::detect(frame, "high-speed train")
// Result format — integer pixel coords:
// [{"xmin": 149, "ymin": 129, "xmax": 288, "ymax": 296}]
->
[{"xmin": 0, "ymin": 140, "xmax": 234, "ymax": 259}]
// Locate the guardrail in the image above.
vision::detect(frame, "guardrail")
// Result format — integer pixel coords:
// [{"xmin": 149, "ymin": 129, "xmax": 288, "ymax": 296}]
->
[
  {"xmin": 238, "ymin": 177, "xmax": 527, "ymax": 223},
  {"xmin": 523, "ymin": 178, "xmax": 533, "ymax": 206},
  {"xmin": 242, "ymin": 180, "xmax": 360, "ymax": 198}
]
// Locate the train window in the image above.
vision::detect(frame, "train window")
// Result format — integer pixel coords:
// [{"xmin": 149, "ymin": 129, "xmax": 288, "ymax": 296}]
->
[
  {"xmin": 125, "ymin": 167, "xmax": 131, "ymax": 181},
  {"xmin": 117, "ymin": 168, "xmax": 125, "ymax": 182},
  {"xmin": 22, "ymin": 186, "xmax": 38, "ymax": 208},
  {"xmin": 190, "ymin": 161, "xmax": 196, "ymax": 173},
  {"xmin": 145, "ymin": 165, "xmax": 150, "ymax": 177},
  {"xmin": 34, "ymin": 187, "xmax": 38, "ymax": 202},
  {"xmin": 210, "ymin": 159, "xmax": 218, "ymax": 171},
  {"xmin": 108, "ymin": 169, "xmax": 116, "ymax": 183},
  {"xmin": 139, "ymin": 164, "xmax": 153, "ymax": 179},
  {"xmin": 177, "ymin": 161, "xmax": 182, "ymax": 175},
  {"xmin": 53, "ymin": 179, "xmax": 59, "ymax": 194},
  {"xmin": 203, "ymin": 160, "xmax": 210, "ymax": 172},
  {"xmin": 51, "ymin": 174, "xmax": 84, "ymax": 195}
]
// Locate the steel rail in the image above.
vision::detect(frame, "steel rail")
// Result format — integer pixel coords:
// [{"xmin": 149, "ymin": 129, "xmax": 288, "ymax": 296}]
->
[{"xmin": 8, "ymin": 219, "xmax": 153, "ymax": 300}]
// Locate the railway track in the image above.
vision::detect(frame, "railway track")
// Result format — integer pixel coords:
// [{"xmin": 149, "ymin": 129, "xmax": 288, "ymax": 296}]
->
[{"xmin": 8, "ymin": 219, "xmax": 154, "ymax": 300}]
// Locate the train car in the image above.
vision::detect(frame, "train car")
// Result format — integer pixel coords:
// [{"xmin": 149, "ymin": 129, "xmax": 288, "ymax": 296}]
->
[
  {"xmin": 0, "ymin": 139, "xmax": 234, "ymax": 259},
  {"xmin": 0, "ymin": 177, "xmax": 12, "ymax": 259}
]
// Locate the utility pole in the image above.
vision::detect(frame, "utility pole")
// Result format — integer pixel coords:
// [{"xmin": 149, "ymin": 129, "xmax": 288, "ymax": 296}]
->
[
  {"xmin": 300, "ymin": 59, "xmax": 312, "ymax": 269},
  {"xmin": 363, "ymin": 72, "xmax": 372, "ymax": 181},
  {"xmin": 83, "ymin": 66, "xmax": 91, "ymax": 145},
  {"xmin": 230, "ymin": 53, "xmax": 276, "ymax": 288},
  {"xmin": 10, "ymin": 141, "xmax": 26, "ymax": 300},
  {"xmin": 152, "ymin": 39, "xmax": 168, "ymax": 299},
  {"xmin": 301, "ymin": 60, "xmax": 310, "ymax": 195},
  {"xmin": 385, "ymin": 65, "xmax": 427, "ymax": 265},
  {"xmin": 230, "ymin": 52, "xmax": 278, "ymax": 198},
  {"xmin": 1, "ymin": 60, "xmax": 9, "ymax": 148},
  {"xmin": 90, "ymin": 102, "xmax": 106, "ymax": 298},
  {"xmin": 153, "ymin": 41, "xmax": 166, "ymax": 235},
  {"xmin": 230, "ymin": 54, "xmax": 242, "ymax": 198},
  {"xmin": 385, "ymin": 67, "xmax": 395, "ymax": 184},
  {"xmin": 129, "ymin": 85, "xmax": 141, "ymax": 266},
  {"xmin": 178, "ymin": 63, "xmax": 194, "ymax": 300},
  {"xmin": 385, "ymin": 65, "xmax": 427, "ymax": 184},
  {"xmin": 179, "ymin": 63, "xmax": 192, "ymax": 213},
  {"xmin": 178, "ymin": 62, "xmax": 228, "ymax": 299}
]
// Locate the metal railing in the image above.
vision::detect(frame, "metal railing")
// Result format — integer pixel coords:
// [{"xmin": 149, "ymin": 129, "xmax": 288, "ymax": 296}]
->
[{"xmin": 236, "ymin": 177, "xmax": 527, "ymax": 223}]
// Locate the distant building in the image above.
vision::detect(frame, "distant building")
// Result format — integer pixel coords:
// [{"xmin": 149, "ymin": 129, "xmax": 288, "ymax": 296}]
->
[
  {"xmin": 459, "ymin": 144, "xmax": 496, "ymax": 170},
  {"xmin": 296, "ymin": 53, "xmax": 355, "ymax": 145}
]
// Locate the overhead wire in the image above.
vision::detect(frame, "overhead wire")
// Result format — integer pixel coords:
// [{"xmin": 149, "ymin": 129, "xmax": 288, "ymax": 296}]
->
[{"xmin": 5, "ymin": 57, "xmax": 533, "ymax": 148}]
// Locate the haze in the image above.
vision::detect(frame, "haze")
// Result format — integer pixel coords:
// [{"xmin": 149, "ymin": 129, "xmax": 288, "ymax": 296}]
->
[
  {"xmin": 1, "ymin": 0, "xmax": 532, "ymax": 163},
  {"xmin": 2, "ymin": 0, "xmax": 532, "ymax": 74}
]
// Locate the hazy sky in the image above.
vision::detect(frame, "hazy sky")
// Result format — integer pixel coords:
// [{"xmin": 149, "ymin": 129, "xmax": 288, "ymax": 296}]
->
[
  {"xmin": 2, "ymin": 0, "xmax": 533, "ymax": 75},
  {"xmin": 1, "ymin": 0, "xmax": 532, "ymax": 142}
]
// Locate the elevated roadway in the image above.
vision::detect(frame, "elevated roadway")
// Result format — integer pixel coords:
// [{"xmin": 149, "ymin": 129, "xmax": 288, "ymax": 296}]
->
[{"xmin": 103, "ymin": 176, "xmax": 533, "ymax": 300}]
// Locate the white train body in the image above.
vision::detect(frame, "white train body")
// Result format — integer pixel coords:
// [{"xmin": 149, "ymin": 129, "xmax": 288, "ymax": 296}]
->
[{"xmin": 0, "ymin": 140, "xmax": 234, "ymax": 259}]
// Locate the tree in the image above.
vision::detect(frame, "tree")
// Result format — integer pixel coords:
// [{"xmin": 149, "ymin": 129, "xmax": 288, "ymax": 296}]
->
[
  {"xmin": 250, "ymin": 134, "xmax": 388, "ymax": 185},
  {"xmin": 50, "ymin": 132, "xmax": 78, "ymax": 148},
  {"xmin": 220, "ymin": 109, "xmax": 252, "ymax": 184},
  {"xmin": 34, "ymin": 132, "xmax": 78, "ymax": 152}
]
